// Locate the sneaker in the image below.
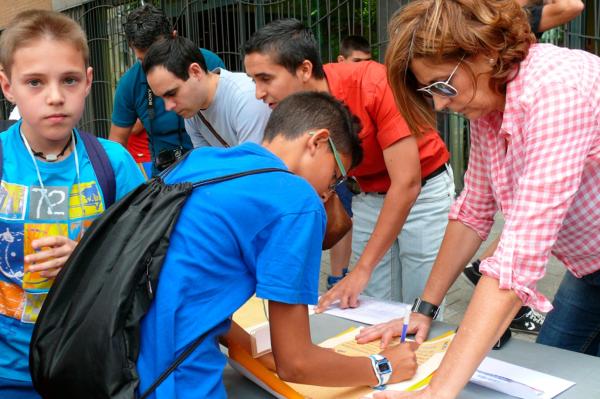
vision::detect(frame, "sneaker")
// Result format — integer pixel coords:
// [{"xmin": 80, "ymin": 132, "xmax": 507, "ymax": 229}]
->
[
  {"xmin": 510, "ymin": 308, "xmax": 545, "ymax": 334},
  {"xmin": 326, "ymin": 267, "xmax": 349, "ymax": 290},
  {"xmin": 462, "ymin": 259, "xmax": 482, "ymax": 286}
]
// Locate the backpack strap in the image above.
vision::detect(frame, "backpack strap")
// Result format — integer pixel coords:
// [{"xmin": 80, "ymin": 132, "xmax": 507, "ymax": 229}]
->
[
  {"xmin": 191, "ymin": 167, "xmax": 292, "ymax": 188},
  {"xmin": 0, "ymin": 119, "xmax": 17, "ymax": 132},
  {"xmin": 79, "ymin": 131, "xmax": 116, "ymax": 208},
  {"xmin": 0, "ymin": 120, "xmax": 19, "ymax": 182},
  {"xmin": 139, "ymin": 166, "xmax": 292, "ymax": 399},
  {"xmin": 139, "ymin": 329, "xmax": 210, "ymax": 399}
]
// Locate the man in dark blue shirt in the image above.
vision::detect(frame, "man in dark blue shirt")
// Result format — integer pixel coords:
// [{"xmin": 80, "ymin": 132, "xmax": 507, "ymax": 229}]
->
[{"xmin": 109, "ymin": 4, "xmax": 224, "ymax": 174}]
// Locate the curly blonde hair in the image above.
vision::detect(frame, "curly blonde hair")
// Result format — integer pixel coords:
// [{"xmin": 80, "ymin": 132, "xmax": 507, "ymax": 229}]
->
[{"xmin": 385, "ymin": 0, "xmax": 535, "ymax": 135}]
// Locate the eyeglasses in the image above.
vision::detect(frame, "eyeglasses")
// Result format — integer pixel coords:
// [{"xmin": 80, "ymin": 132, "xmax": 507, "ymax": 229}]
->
[
  {"xmin": 308, "ymin": 131, "xmax": 348, "ymax": 192},
  {"xmin": 417, "ymin": 55, "xmax": 464, "ymax": 98},
  {"xmin": 327, "ymin": 136, "xmax": 348, "ymax": 192}
]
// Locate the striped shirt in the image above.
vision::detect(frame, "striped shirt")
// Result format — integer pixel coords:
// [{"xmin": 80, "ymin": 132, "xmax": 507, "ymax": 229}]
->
[{"xmin": 449, "ymin": 44, "xmax": 600, "ymax": 311}]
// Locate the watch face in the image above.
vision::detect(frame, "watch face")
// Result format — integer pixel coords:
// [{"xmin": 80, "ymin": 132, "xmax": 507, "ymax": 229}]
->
[{"xmin": 378, "ymin": 362, "xmax": 391, "ymax": 373}]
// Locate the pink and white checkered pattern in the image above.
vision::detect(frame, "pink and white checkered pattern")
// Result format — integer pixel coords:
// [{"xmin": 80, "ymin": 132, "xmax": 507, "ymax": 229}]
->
[{"xmin": 449, "ymin": 44, "xmax": 600, "ymax": 312}]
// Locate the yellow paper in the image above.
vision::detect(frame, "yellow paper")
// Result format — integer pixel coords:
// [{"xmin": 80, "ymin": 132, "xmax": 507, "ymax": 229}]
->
[
  {"xmin": 232, "ymin": 295, "xmax": 270, "ymax": 329},
  {"xmin": 289, "ymin": 329, "xmax": 456, "ymax": 398},
  {"xmin": 230, "ymin": 297, "xmax": 455, "ymax": 398}
]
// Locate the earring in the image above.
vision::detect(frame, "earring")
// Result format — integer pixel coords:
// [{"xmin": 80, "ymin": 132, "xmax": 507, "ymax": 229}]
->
[{"xmin": 488, "ymin": 58, "xmax": 496, "ymax": 65}]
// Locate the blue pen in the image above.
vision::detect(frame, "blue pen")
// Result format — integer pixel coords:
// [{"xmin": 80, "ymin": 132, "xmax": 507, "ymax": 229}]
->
[{"xmin": 400, "ymin": 305, "xmax": 411, "ymax": 343}]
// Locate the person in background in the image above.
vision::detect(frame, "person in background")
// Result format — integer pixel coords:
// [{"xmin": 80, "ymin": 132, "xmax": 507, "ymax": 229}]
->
[
  {"xmin": 357, "ymin": 1, "xmax": 600, "ymax": 398},
  {"xmin": 0, "ymin": 10, "xmax": 144, "ymax": 398},
  {"xmin": 244, "ymin": 19, "xmax": 454, "ymax": 313},
  {"xmin": 326, "ymin": 34, "xmax": 374, "ymax": 291},
  {"xmin": 142, "ymin": 36, "xmax": 269, "ymax": 149},
  {"xmin": 520, "ymin": 0, "xmax": 585, "ymax": 39},
  {"xmin": 125, "ymin": 120, "xmax": 153, "ymax": 179},
  {"xmin": 109, "ymin": 4, "xmax": 224, "ymax": 175},
  {"xmin": 462, "ymin": 236, "xmax": 546, "ymax": 334},
  {"xmin": 337, "ymin": 35, "xmax": 372, "ymax": 63}
]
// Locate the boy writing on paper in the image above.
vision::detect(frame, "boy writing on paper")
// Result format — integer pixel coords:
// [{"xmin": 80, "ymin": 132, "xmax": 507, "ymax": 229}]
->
[{"xmin": 136, "ymin": 92, "xmax": 418, "ymax": 398}]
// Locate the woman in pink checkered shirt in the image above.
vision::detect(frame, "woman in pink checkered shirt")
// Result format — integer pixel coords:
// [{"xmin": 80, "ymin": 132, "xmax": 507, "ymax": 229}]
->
[{"xmin": 356, "ymin": 1, "xmax": 600, "ymax": 398}]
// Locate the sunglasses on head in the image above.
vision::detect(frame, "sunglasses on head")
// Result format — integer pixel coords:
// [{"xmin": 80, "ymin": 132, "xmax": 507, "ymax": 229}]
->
[{"xmin": 417, "ymin": 55, "xmax": 465, "ymax": 98}]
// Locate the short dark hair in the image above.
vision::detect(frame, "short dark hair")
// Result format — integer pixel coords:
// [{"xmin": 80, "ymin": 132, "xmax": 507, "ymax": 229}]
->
[
  {"xmin": 340, "ymin": 35, "xmax": 371, "ymax": 58},
  {"xmin": 264, "ymin": 92, "xmax": 363, "ymax": 169},
  {"xmin": 123, "ymin": 4, "xmax": 171, "ymax": 51},
  {"xmin": 243, "ymin": 18, "xmax": 325, "ymax": 80},
  {"xmin": 142, "ymin": 36, "xmax": 207, "ymax": 80}
]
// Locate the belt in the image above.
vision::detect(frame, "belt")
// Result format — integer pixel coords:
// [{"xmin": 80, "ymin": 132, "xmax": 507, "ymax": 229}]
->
[
  {"xmin": 421, "ymin": 163, "xmax": 449, "ymax": 187},
  {"xmin": 375, "ymin": 163, "xmax": 448, "ymax": 195}
]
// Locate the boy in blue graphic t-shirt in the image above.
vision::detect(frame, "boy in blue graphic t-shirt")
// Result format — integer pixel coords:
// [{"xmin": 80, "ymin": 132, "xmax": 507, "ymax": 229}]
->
[{"xmin": 0, "ymin": 10, "xmax": 144, "ymax": 398}]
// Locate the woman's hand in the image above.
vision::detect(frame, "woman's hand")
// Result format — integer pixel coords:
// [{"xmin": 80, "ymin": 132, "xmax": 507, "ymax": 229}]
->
[
  {"xmin": 25, "ymin": 236, "xmax": 78, "ymax": 278},
  {"xmin": 356, "ymin": 312, "xmax": 433, "ymax": 347},
  {"xmin": 356, "ymin": 318, "xmax": 406, "ymax": 349}
]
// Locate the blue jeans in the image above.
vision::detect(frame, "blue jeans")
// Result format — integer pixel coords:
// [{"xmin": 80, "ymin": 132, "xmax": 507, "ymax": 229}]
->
[
  {"xmin": 352, "ymin": 166, "xmax": 455, "ymax": 308},
  {"xmin": 537, "ymin": 269, "xmax": 600, "ymax": 356}
]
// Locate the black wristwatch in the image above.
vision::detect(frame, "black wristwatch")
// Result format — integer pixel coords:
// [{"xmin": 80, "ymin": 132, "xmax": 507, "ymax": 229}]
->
[{"xmin": 411, "ymin": 297, "xmax": 440, "ymax": 319}]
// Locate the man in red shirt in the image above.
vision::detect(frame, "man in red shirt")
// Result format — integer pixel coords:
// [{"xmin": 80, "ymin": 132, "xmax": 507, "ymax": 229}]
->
[{"xmin": 244, "ymin": 19, "xmax": 453, "ymax": 312}]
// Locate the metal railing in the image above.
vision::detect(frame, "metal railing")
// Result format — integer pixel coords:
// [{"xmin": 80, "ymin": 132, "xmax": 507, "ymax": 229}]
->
[{"xmin": 0, "ymin": 0, "xmax": 598, "ymax": 191}]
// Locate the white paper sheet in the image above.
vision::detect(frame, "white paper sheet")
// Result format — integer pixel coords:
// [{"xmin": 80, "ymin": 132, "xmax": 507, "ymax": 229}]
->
[
  {"xmin": 310, "ymin": 295, "xmax": 409, "ymax": 325},
  {"xmin": 470, "ymin": 357, "xmax": 575, "ymax": 399}
]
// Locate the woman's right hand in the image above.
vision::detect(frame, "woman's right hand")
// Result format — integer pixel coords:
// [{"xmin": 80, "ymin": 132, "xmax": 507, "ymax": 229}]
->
[{"xmin": 355, "ymin": 312, "xmax": 433, "ymax": 347}]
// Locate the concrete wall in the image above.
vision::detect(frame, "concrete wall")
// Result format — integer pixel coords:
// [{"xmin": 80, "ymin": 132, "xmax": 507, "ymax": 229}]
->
[
  {"xmin": 0, "ymin": 0, "xmax": 94, "ymax": 30},
  {"xmin": 52, "ymin": 0, "xmax": 94, "ymax": 11},
  {"xmin": 0, "ymin": 0, "xmax": 52, "ymax": 30}
]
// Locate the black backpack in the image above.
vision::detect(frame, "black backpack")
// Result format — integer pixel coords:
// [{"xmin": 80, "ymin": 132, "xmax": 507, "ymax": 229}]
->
[{"xmin": 29, "ymin": 163, "xmax": 289, "ymax": 399}]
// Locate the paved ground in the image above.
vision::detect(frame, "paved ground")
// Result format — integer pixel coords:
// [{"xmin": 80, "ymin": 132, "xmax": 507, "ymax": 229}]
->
[{"xmin": 319, "ymin": 215, "xmax": 564, "ymax": 343}]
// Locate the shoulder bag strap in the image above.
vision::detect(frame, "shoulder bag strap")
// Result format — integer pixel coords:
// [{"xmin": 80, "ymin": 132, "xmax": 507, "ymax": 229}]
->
[
  {"xmin": 79, "ymin": 131, "xmax": 117, "ymax": 208},
  {"xmin": 139, "ymin": 166, "xmax": 292, "ymax": 399},
  {"xmin": 196, "ymin": 111, "xmax": 230, "ymax": 148}
]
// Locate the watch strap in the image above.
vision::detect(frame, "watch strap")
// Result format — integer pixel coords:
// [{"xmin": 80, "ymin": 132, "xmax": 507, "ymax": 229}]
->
[
  {"xmin": 412, "ymin": 297, "xmax": 440, "ymax": 319},
  {"xmin": 369, "ymin": 354, "xmax": 392, "ymax": 389}
]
